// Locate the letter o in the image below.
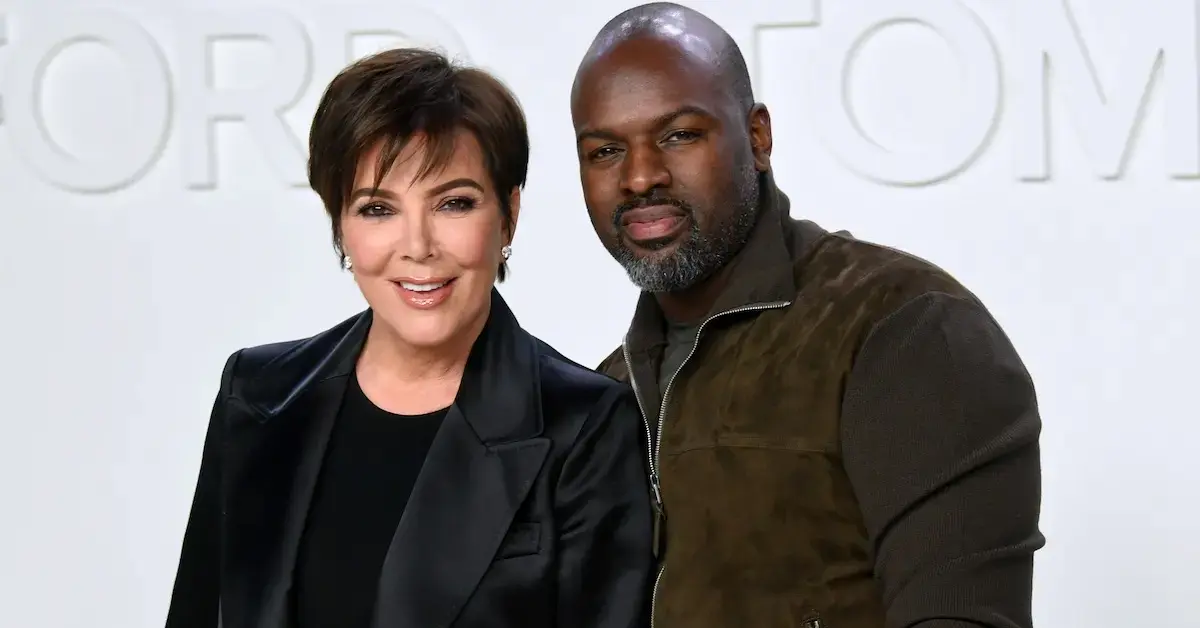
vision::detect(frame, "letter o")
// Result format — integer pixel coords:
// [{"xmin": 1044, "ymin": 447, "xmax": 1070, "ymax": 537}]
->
[
  {"xmin": 807, "ymin": 0, "xmax": 1002, "ymax": 186},
  {"xmin": 3, "ymin": 9, "xmax": 171, "ymax": 193}
]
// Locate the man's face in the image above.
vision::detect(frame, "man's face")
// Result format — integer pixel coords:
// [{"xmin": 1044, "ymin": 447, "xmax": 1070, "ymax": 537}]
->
[{"xmin": 572, "ymin": 36, "xmax": 761, "ymax": 293}]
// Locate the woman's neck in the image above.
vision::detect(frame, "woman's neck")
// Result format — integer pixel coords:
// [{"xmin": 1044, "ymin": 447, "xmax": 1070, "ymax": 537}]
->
[{"xmin": 354, "ymin": 307, "xmax": 489, "ymax": 415}]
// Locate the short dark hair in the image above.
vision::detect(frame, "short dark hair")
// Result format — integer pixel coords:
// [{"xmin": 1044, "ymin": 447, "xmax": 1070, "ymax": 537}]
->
[{"xmin": 307, "ymin": 47, "xmax": 529, "ymax": 280}]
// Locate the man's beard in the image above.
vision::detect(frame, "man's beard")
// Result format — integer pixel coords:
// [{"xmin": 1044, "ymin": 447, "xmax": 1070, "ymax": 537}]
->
[{"xmin": 608, "ymin": 167, "xmax": 760, "ymax": 293}]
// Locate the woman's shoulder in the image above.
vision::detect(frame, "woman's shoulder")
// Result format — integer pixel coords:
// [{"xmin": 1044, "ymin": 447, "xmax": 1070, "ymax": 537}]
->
[
  {"xmin": 230, "ymin": 313, "xmax": 365, "ymax": 377},
  {"xmin": 529, "ymin": 335, "xmax": 636, "ymax": 418},
  {"xmin": 532, "ymin": 336, "xmax": 624, "ymax": 386},
  {"xmin": 215, "ymin": 311, "xmax": 369, "ymax": 411}
]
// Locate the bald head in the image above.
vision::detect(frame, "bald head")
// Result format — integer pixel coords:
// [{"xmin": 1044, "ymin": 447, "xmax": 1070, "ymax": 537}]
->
[{"xmin": 573, "ymin": 2, "xmax": 753, "ymax": 113}]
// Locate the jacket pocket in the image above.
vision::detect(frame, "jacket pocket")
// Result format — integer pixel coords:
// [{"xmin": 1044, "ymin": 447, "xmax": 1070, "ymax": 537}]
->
[{"xmin": 495, "ymin": 521, "xmax": 541, "ymax": 559}]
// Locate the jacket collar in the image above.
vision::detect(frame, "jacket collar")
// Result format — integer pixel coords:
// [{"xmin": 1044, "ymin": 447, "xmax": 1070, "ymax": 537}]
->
[
  {"xmin": 232, "ymin": 288, "xmax": 543, "ymax": 445},
  {"xmin": 624, "ymin": 171, "xmax": 808, "ymax": 353}
]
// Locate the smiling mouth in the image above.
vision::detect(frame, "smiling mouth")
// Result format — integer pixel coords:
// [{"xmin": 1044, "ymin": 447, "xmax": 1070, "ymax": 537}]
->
[
  {"xmin": 391, "ymin": 277, "xmax": 458, "ymax": 309},
  {"xmin": 395, "ymin": 278, "xmax": 455, "ymax": 292}
]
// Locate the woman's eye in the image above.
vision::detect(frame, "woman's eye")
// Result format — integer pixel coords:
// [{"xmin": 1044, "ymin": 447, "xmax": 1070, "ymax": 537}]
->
[
  {"xmin": 440, "ymin": 197, "xmax": 477, "ymax": 212},
  {"xmin": 357, "ymin": 203, "xmax": 391, "ymax": 217}
]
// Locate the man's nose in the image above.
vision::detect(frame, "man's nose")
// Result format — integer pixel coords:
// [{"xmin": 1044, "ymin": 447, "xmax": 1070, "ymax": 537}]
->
[{"xmin": 620, "ymin": 144, "xmax": 671, "ymax": 196}]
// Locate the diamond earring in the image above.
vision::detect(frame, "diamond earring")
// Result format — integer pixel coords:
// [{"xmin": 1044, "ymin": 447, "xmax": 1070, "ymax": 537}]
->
[
  {"xmin": 501, "ymin": 245, "xmax": 512, "ymax": 260},
  {"xmin": 341, "ymin": 256, "xmax": 353, "ymax": 271}
]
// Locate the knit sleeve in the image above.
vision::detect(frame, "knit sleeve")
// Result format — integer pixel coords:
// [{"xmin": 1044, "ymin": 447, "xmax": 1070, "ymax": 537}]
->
[{"xmin": 841, "ymin": 292, "xmax": 1045, "ymax": 628}]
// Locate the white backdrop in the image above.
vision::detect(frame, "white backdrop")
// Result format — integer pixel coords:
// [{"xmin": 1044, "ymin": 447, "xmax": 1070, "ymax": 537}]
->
[{"xmin": 0, "ymin": 0, "xmax": 1195, "ymax": 626}]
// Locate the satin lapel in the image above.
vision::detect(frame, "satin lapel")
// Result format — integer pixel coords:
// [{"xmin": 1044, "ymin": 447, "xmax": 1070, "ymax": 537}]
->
[
  {"xmin": 220, "ymin": 311, "xmax": 371, "ymax": 628},
  {"xmin": 218, "ymin": 375, "xmax": 348, "ymax": 628},
  {"xmin": 215, "ymin": 310, "xmax": 376, "ymax": 628},
  {"xmin": 371, "ymin": 404, "xmax": 551, "ymax": 628},
  {"xmin": 259, "ymin": 375, "xmax": 346, "ymax": 627}
]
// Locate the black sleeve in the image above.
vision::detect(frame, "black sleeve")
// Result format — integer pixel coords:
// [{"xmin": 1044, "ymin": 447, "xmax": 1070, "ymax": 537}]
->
[
  {"xmin": 841, "ymin": 292, "xmax": 1045, "ymax": 628},
  {"xmin": 165, "ymin": 351, "xmax": 240, "ymax": 628},
  {"xmin": 554, "ymin": 385, "xmax": 655, "ymax": 627}
]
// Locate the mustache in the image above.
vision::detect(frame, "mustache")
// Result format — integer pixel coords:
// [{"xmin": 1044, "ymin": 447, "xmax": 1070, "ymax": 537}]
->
[{"xmin": 612, "ymin": 193, "xmax": 693, "ymax": 228}]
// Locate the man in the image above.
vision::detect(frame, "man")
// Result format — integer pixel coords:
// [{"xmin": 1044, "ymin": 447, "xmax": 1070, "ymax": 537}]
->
[{"xmin": 571, "ymin": 3, "xmax": 1045, "ymax": 628}]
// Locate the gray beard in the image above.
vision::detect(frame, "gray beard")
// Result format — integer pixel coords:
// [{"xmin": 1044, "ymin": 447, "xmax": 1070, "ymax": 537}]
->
[{"xmin": 611, "ymin": 171, "xmax": 760, "ymax": 293}]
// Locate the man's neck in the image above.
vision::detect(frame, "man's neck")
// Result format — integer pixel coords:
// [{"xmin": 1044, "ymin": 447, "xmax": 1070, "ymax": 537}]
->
[{"xmin": 653, "ymin": 260, "xmax": 736, "ymax": 324}]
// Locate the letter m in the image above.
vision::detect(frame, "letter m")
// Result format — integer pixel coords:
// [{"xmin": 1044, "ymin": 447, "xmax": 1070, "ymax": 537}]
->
[{"xmin": 1014, "ymin": 0, "xmax": 1199, "ymax": 180}]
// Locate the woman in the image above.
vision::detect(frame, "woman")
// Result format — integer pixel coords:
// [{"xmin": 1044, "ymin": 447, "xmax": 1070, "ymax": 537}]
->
[{"xmin": 164, "ymin": 48, "xmax": 654, "ymax": 628}]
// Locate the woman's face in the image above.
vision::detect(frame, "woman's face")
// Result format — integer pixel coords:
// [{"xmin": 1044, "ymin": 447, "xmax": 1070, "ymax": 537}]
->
[{"xmin": 341, "ymin": 130, "xmax": 517, "ymax": 353}]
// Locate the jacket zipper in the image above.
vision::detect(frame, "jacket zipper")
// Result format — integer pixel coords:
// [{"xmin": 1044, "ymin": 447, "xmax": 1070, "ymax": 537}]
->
[{"xmin": 622, "ymin": 300, "xmax": 792, "ymax": 627}]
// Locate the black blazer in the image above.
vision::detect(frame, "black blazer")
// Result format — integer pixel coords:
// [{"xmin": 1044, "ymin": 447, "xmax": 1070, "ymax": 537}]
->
[{"xmin": 165, "ymin": 290, "xmax": 654, "ymax": 628}]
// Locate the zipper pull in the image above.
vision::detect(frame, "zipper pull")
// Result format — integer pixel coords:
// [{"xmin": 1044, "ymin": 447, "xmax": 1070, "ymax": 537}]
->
[{"xmin": 650, "ymin": 473, "xmax": 666, "ymax": 559}]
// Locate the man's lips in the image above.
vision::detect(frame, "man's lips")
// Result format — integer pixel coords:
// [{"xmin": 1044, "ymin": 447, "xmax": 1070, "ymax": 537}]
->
[
  {"xmin": 619, "ymin": 205, "xmax": 688, "ymax": 242},
  {"xmin": 620, "ymin": 204, "xmax": 686, "ymax": 226}
]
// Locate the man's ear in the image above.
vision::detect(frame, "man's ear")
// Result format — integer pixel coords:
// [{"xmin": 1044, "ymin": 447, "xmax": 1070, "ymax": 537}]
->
[{"xmin": 748, "ymin": 103, "xmax": 773, "ymax": 172}]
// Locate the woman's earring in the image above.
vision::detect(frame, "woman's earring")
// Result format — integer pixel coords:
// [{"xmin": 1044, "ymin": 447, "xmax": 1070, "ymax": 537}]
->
[
  {"xmin": 342, "ymin": 256, "xmax": 353, "ymax": 271},
  {"xmin": 501, "ymin": 245, "xmax": 512, "ymax": 261}
]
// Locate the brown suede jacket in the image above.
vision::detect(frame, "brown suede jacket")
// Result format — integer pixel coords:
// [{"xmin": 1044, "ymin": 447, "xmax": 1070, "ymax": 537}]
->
[{"xmin": 598, "ymin": 176, "xmax": 1045, "ymax": 628}]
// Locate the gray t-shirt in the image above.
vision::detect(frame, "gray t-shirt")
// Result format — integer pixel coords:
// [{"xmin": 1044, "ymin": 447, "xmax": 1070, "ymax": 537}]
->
[{"xmin": 658, "ymin": 320, "xmax": 699, "ymax": 403}]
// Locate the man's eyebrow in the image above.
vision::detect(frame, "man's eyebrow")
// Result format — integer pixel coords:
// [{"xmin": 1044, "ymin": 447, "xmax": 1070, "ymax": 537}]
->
[{"xmin": 576, "ymin": 105, "xmax": 716, "ymax": 145}]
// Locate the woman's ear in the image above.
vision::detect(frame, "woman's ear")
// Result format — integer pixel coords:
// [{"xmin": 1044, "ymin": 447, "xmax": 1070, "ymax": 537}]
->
[{"xmin": 505, "ymin": 186, "xmax": 521, "ymax": 245}]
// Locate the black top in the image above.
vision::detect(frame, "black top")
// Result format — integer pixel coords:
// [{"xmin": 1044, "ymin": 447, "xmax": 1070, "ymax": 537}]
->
[{"xmin": 294, "ymin": 373, "xmax": 446, "ymax": 628}]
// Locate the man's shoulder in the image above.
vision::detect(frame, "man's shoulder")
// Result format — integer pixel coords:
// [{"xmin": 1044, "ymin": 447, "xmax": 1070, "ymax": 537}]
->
[{"xmin": 800, "ymin": 225, "xmax": 977, "ymax": 308}]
